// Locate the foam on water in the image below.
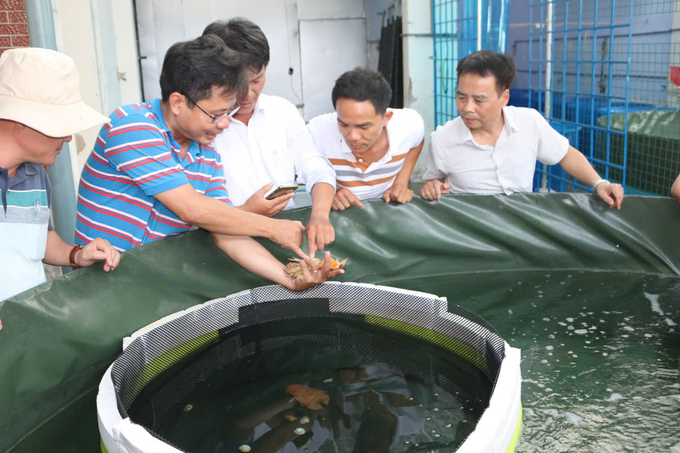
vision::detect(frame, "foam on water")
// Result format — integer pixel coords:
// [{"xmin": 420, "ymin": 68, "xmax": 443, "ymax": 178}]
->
[
  {"xmin": 643, "ymin": 292, "xmax": 678, "ymax": 327},
  {"xmin": 564, "ymin": 412, "xmax": 583, "ymax": 423},
  {"xmin": 607, "ymin": 393, "xmax": 624, "ymax": 402},
  {"xmin": 339, "ymin": 270, "xmax": 679, "ymax": 452},
  {"xmin": 644, "ymin": 292, "xmax": 664, "ymax": 316}
]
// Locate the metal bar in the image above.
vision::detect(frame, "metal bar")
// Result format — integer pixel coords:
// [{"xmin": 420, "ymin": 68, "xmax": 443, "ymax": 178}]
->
[
  {"xmin": 551, "ymin": 121, "xmax": 627, "ymax": 134},
  {"xmin": 589, "ymin": 0, "xmax": 599, "ymax": 184},
  {"xmin": 590, "ymin": 158, "xmax": 625, "ymax": 170},
  {"xmin": 545, "ymin": 1, "xmax": 554, "ymax": 121},
  {"xmin": 477, "ymin": 0, "xmax": 482, "ymax": 50},
  {"xmin": 402, "ymin": 33, "xmax": 458, "ymax": 37},
  {"xmin": 514, "ymin": 88, "xmax": 628, "ymax": 99},
  {"xmin": 530, "ymin": 59, "xmax": 628, "ymax": 64},
  {"xmin": 575, "ymin": 0, "xmax": 583, "ymax": 154},
  {"xmin": 25, "ymin": 0, "xmax": 78, "ymax": 274},
  {"xmin": 529, "ymin": 0, "xmax": 533, "ymax": 112},
  {"xmin": 622, "ymin": 0, "xmax": 633, "ymax": 188},
  {"xmin": 605, "ymin": 0, "xmax": 616, "ymax": 181},
  {"xmin": 511, "ymin": 27, "xmax": 680, "ymax": 45},
  {"xmin": 563, "ymin": 0, "xmax": 570, "ymax": 191},
  {"xmin": 432, "ymin": 0, "xmax": 438, "ymax": 126},
  {"xmin": 539, "ymin": 0, "xmax": 544, "ymax": 123},
  {"xmin": 537, "ymin": 23, "xmax": 630, "ymax": 32},
  {"xmin": 450, "ymin": 0, "xmax": 455, "ymax": 119},
  {"xmin": 561, "ymin": 0, "xmax": 568, "ymax": 125}
]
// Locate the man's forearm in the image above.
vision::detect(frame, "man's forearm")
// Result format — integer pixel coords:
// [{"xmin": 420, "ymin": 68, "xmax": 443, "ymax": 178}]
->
[
  {"xmin": 189, "ymin": 197, "xmax": 278, "ymax": 237},
  {"xmin": 155, "ymin": 184, "xmax": 276, "ymax": 239},
  {"xmin": 309, "ymin": 183, "xmax": 335, "ymax": 220},
  {"xmin": 43, "ymin": 230, "xmax": 74, "ymax": 267},
  {"xmin": 558, "ymin": 146, "xmax": 601, "ymax": 187},
  {"xmin": 672, "ymin": 175, "xmax": 680, "ymax": 201},
  {"xmin": 393, "ymin": 142, "xmax": 424, "ymax": 187},
  {"xmin": 210, "ymin": 233, "xmax": 288, "ymax": 286}
]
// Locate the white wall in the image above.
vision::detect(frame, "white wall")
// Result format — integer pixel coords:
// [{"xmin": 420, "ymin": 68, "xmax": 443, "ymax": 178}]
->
[
  {"xmin": 135, "ymin": 0, "xmax": 369, "ymax": 120},
  {"xmin": 298, "ymin": 0, "xmax": 364, "ymax": 19},
  {"xmin": 298, "ymin": 0, "xmax": 367, "ymax": 119},
  {"xmin": 53, "ymin": 0, "xmax": 142, "ymax": 184},
  {"xmin": 136, "ymin": 0, "xmax": 305, "ymax": 114},
  {"xmin": 402, "ymin": 0, "xmax": 434, "ymax": 180}
]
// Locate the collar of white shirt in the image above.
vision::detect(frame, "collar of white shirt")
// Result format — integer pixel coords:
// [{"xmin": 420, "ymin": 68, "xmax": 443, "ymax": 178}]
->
[
  {"xmin": 451, "ymin": 106, "xmax": 522, "ymax": 146},
  {"xmin": 231, "ymin": 96, "xmax": 267, "ymax": 126}
]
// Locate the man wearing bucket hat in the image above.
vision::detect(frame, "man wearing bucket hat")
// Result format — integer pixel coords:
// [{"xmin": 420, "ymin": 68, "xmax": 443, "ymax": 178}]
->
[{"xmin": 0, "ymin": 48, "xmax": 121, "ymax": 302}]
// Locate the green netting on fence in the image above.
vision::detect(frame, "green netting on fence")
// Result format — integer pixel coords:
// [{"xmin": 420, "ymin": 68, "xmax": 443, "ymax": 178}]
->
[{"xmin": 596, "ymin": 109, "xmax": 680, "ymax": 196}]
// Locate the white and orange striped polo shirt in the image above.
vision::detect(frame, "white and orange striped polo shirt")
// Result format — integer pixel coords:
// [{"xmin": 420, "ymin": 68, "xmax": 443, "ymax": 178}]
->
[{"xmin": 307, "ymin": 108, "xmax": 424, "ymax": 200}]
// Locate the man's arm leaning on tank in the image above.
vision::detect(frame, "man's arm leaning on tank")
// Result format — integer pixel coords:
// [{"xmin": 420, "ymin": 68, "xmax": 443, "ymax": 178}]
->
[{"xmin": 671, "ymin": 175, "xmax": 680, "ymax": 201}]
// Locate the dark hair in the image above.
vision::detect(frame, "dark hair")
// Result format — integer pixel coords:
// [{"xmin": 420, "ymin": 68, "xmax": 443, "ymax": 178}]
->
[
  {"xmin": 331, "ymin": 67, "xmax": 392, "ymax": 115},
  {"xmin": 457, "ymin": 50, "xmax": 516, "ymax": 95},
  {"xmin": 159, "ymin": 34, "xmax": 245, "ymax": 103},
  {"xmin": 203, "ymin": 18, "xmax": 270, "ymax": 73}
]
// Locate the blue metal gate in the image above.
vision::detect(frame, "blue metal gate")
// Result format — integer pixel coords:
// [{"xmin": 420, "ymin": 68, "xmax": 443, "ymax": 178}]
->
[
  {"xmin": 433, "ymin": 0, "xmax": 680, "ymax": 197},
  {"xmin": 529, "ymin": 0, "xmax": 636, "ymax": 193},
  {"xmin": 432, "ymin": 0, "xmax": 510, "ymax": 127}
]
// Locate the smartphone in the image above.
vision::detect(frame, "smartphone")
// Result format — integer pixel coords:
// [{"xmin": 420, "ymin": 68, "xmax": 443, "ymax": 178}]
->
[{"xmin": 265, "ymin": 183, "xmax": 299, "ymax": 200}]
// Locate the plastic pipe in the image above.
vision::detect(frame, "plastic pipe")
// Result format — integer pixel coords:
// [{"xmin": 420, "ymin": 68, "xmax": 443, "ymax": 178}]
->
[{"xmin": 26, "ymin": 0, "xmax": 78, "ymax": 273}]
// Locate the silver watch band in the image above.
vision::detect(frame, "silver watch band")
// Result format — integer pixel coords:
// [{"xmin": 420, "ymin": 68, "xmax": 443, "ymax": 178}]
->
[{"xmin": 592, "ymin": 179, "xmax": 610, "ymax": 191}]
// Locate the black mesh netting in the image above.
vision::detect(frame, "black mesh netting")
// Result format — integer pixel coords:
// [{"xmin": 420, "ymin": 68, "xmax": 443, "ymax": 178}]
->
[{"xmin": 109, "ymin": 284, "xmax": 506, "ymax": 453}]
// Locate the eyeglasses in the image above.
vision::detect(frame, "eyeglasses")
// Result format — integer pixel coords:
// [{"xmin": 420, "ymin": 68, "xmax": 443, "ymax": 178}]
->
[{"xmin": 184, "ymin": 94, "xmax": 240, "ymax": 124}]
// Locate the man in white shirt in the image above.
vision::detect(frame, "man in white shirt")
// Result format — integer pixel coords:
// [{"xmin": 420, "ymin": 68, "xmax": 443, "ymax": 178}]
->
[
  {"xmin": 204, "ymin": 18, "xmax": 336, "ymax": 257},
  {"xmin": 421, "ymin": 50, "xmax": 624, "ymax": 210},
  {"xmin": 307, "ymin": 68, "xmax": 425, "ymax": 210}
]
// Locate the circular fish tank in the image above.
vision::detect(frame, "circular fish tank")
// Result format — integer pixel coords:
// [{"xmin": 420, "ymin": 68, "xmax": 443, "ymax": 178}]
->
[{"xmin": 97, "ymin": 283, "xmax": 522, "ymax": 452}]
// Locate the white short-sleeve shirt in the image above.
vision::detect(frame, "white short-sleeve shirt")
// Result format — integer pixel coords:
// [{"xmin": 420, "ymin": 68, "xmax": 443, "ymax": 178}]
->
[
  {"xmin": 212, "ymin": 94, "xmax": 336, "ymax": 208},
  {"xmin": 307, "ymin": 108, "xmax": 424, "ymax": 200},
  {"xmin": 424, "ymin": 106, "xmax": 569, "ymax": 195}
]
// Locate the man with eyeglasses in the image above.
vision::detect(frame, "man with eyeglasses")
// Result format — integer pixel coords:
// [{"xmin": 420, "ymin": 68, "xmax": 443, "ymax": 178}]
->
[
  {"xmin": 75, "ymin": 35, "xmax": 343, "ymax": 290},
  {"xmin": 204, "ymin": 18, "xmax": 337, "ymax": 258}
]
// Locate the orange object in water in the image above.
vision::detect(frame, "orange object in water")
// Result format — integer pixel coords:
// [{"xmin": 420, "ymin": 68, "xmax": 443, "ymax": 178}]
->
[{"xmin": 286, "ymin": 384, "xmax": 330, "ymax": 410}]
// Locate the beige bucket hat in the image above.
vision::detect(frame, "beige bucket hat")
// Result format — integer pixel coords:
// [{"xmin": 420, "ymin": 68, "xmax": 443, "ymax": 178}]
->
[{"xmin": 0, "ymin": 47, "xmax": 110, "ymax": 137}]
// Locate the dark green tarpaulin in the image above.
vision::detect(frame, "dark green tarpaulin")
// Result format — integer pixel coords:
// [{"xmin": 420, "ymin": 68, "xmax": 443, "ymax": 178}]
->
[{"xmin": 1, "ymin": 194, "xmax": 679, "ymax": 452}]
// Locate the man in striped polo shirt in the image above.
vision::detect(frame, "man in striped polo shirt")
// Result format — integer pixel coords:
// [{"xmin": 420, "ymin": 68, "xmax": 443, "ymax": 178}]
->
[
  {"xmin": 76, "ymin": 36, "xmax": 342, "ymax": 291},
  {"xmin": 0, "ymin": 48, "xmax": 120, "ymax": 302},
  {"xmin": 307, "ymin": 68, "xmax": 425, "ymax": 211}
]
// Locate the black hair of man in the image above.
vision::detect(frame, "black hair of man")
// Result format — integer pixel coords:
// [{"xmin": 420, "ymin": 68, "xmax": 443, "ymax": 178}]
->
[
  {"xmin": 203, "ymin": 18, "xmax": 270, "ymax": 73},
  {"xmin": 160, "ymin": 34, "xmax": 245, "ymax": 104},
  {"xmin": 457, "ymin": 50, "xmax": 516, "ymax": 96},
  {"xmin": 331, "ymin": 67, "xmax": 393, "ymax": 116}
]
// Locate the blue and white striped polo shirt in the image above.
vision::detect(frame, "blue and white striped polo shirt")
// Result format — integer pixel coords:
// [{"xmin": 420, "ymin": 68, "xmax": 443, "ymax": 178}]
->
[{"xmin": 75, "ymin": 99, "xmax": 232, "ymax": 252}]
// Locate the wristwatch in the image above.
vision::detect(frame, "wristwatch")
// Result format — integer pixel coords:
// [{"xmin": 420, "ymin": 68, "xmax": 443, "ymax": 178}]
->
[
  {"xmin": 592, "ymin": 179, "xmax": 610, "ymax": 191},
  {"xmin": 69, "ymin": 245, "xmax": 83, "ymax": 270}
]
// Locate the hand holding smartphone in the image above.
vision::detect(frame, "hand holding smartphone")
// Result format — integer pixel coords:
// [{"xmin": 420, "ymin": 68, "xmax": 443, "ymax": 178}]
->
[{"xmin": 264, "ymin": 183, "xmax": 299, "ymax": 200}]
